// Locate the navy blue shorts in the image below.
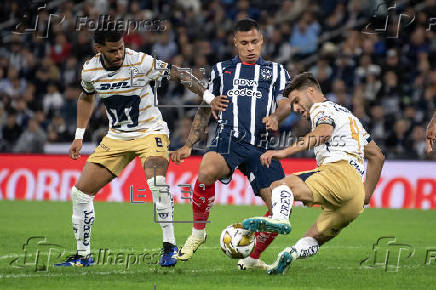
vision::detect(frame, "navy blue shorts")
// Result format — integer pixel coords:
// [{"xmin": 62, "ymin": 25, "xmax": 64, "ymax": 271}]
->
[{"xmin": 207, "ymin": 133, "xmax": 285, "ymax": 196}]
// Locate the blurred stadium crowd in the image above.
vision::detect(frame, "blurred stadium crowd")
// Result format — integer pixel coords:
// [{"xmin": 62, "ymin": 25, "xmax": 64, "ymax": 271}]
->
[{"xmin": 0, "ymin": 0, "xmax": 435, "ymax": 159}]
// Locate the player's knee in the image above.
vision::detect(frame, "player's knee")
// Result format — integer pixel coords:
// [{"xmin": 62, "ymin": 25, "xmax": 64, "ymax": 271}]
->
[
  {"xmin": 144, "ymin": 157, "xmax": 168, "ymax": 177},
  {"xmin": 337, "ymin": 205, "xmax": 362, "ymax": 230},
  {"xmin": 271, "ymin": 179, "xmax": 287, "ymax": 189},
  {"xmin": 197, "ymin": 167, "xmax": 218, "ymax": 185},
  {"xmin": 74, "ymin": 182, "xmax": 95, "ymax": 196}
]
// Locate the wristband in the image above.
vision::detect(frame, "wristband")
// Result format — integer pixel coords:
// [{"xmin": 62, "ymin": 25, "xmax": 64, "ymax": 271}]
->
[
  {"xmin": 202, "ymin": 90, "xmax": 215, "ymax": 104},
  {"xmin": 75, "ymin": 128, "xmax": 85, "ymax": 139}
]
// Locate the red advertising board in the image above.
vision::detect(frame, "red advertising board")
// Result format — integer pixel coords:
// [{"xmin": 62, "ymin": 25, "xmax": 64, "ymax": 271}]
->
[{"xmin": 0, "ymin": 155, "xmax": 435, "ymax": 209}]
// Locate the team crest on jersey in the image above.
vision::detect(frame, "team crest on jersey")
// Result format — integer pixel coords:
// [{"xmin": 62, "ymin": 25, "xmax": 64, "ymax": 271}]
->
[
  {"xmin": 130, "ymin": 66, "xmax": 140, "ymax": 76},
  {"xmin": 130, "ymin": 66, "xmax": 147, "ymax": 87},
  {"xmin": 260, "ymin": 68, "xmax": 272, "ymax": 80}
]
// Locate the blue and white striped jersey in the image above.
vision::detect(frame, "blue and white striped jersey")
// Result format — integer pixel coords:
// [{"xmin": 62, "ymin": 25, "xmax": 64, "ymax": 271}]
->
[{"xmin": 208, "ymin": 56, "xmax": 290, "ymax": 148}]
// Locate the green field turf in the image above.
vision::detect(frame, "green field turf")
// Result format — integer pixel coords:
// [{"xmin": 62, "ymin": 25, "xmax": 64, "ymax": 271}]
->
[{"xmin": 0, "ymin": 201, "xmax": 435, "ymax": 289}]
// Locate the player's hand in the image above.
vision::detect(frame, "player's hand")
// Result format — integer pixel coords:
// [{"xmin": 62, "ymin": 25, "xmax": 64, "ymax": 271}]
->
[
  {"xmin": 262, "ymin": 115, "xmax": 279, "ymax": 131},
  {"xmin": 69, "ymin": 139, "xmax": 83, "ymax": 160},
  {"xmin": 260, "ymin": 150, "xmax": 287, "ymax": 168},
  {"xmin": 170, "ymin": 145, "xmax": 192, "ymax": 164},
  {"xmin": 210, "ymin": 95, "xmax": 229, "ymax": 119},
  {"xmin": 426, "ymin": 122, "xmax": 436, "ymax": 154}
]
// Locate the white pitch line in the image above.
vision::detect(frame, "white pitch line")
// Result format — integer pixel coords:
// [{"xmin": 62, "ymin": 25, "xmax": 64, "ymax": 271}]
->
[{"xmin": 0, "ymin": 267, "xmax": 230, "ymax": 279}]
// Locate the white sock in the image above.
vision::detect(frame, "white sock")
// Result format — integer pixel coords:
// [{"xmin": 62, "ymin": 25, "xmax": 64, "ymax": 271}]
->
[
  {"xmin": 148, "ymin": 176, "xmax": 176, "ymax": 245},
  {"xmin": 192, "ymin": 228, "xmax": 205, "ymax": 239},
  {"xmin": 271, "ymin": 185, "xmax": 294, "ymax": 221},
  {"xmin": 72, "ymin": 186, "xmax": 95, "ymax": 256},
  {"xmin": 293, "ymin": 237, "xmax": 319, "ymax": 259}
]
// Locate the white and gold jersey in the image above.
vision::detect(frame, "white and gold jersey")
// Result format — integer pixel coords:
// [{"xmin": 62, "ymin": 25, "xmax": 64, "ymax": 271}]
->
[
  {"xmin": 81, "ymin": 48, "xmax": 169, "ymax": 140},
  {"xmin": 309, "ymin": 101, "xmax": 371, "ymax": 179}
]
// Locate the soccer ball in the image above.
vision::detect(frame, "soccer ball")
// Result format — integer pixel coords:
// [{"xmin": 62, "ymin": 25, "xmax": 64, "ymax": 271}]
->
[{"xmin": 220, "ymin": 223, "xmax": 256, "ymax": 259}]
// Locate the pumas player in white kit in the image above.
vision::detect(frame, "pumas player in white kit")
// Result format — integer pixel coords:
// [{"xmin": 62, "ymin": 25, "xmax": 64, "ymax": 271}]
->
[
  {"xmin": 242, "ymin": 72, "xmax": 385, "ymax": 274},
  {"xmin": 55, "ymin": 20, "xmax": 217, "ymax": 267}
]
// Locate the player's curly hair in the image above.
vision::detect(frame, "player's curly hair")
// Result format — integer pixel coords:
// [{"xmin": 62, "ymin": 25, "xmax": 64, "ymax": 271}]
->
[
  {"xmin": 283, "ymin": 72, "xmax": 321, "ymax": 98},
  {"xmin": 94, "ymin": 16, "xmax": 124, "ymax": 45}
]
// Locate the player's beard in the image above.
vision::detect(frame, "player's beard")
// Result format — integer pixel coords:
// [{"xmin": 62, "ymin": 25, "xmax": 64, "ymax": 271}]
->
[{"xmin": 102, "ymin": 53, "xmax": 124, "ymax": 71}]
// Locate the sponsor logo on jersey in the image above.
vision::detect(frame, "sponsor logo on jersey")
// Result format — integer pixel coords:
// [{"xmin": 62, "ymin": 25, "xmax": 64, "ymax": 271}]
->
[
  {"xmin": 349, "ymin": 159, "xmax": 365, "ymax": 176},
  {"xmin": 228, "ymin": 78, "xmax": 262, "ymax": 98},
  {"xmin": 97, "ymin": 81, "xmax": 130, "ymax": 90},
  {"xmin": 233, "ymin": 78, "xmax": 258, "ymax": 86}
]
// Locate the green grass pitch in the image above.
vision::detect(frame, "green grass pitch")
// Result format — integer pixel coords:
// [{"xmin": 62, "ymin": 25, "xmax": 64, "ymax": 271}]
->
[{"xmin": 0, "ymin": 201, "xmax": 435, "ymax": 289}]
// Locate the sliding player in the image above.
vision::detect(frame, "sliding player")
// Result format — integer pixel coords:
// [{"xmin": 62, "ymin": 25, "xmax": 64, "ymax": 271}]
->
[
  {"xmin": 171, "ymin": 18, "xmax": 291, "ymax": 270},
  {"xmin": 55, "ymin": 21, "xmax": 212, "ymax": 267},
  {"xmin": 243, "ymin": 72, "xmax": 385, "ymax": 274}
]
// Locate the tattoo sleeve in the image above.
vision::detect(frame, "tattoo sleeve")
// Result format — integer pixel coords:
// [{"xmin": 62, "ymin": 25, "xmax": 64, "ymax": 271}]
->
[
  {"xmin": 169, "ymin": 65, "xmax": 206, "ymax": 96},
  {"xmin": 186, "ymin": 101, "xmax": 211, "ymax": 148}
]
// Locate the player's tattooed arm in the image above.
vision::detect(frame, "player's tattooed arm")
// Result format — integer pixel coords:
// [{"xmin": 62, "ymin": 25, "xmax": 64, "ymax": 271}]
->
[
  {"xmin": 168, "ymin": 66, "xmax": 229, "ymax": 118},
  {"xmin": 170, "ymin": 101, "xmax": 211, "ymax": 164},
  {"xmin": 169, "ymin": 65, "xmax": 206, "ymax": 96},
  {"xmin": 186, "ymin": 101, "xmax": 211, "ymax": 147}
]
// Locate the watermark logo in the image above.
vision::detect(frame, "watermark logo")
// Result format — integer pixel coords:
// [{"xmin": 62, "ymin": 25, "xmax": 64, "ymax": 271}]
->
[
  {"xmin": 13, "ymin": 4, "xmax": 65, "ymax": 38},
  {"xmin": 360, "ymin": 236, "xmax": 414, "ymax": 272},
  {"xmin": 363, "ymin": 2, "xmax": 415, "ymax": 38},
  {"xmin": 8, "ymin": 236, "xmax": 65, "ymax": 272},
  {"xmin": 8, "ymin": 236, "xmax": 162, "ymax": 271}
]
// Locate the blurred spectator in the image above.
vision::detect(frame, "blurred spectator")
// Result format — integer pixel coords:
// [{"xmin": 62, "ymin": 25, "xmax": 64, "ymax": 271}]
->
[
  {"xmin": 1, "ymin": 113, "xmax": 22, "ymax": 151},
  {"xmin": 152, "ymin": 32, "xmax": 178, "ymax": 61},
  {"xmin": 410, "ymin": 125, "xmax": 427, "ymax": 159},
  {"xmin": 50, "ymin": 34, "xmax": 72, "ymax": 64},
  {"xmin": 0, "ymin": 0, "xmax": 433, "ymax": 160},
  {"xmin": 47, "ymin": 115, "xmax": 71, "ymax": 143},
  {"xmin": 368, "ymin": 104, "xmax": 388, "ymax": 147},
  {"xmin": 13, "ymin": 118, "xmax": 46, "ymax": 153},
  {"xmin": 326, "ymin": 79, "xmax": 351, "ymax": 109},
  {"xmin": 290, "ymin": 12, "xmax": 320, "ymax": 58},
  {"xmin": 13, "ymin": 99, "xmax": 32, "ymax": 128},
  {"xmin": 385, "ymin": 119, "xmax": 412, "ymax": 159},
  {"xmin": 43, "ymin": 83, "xmax": 64, "ymax": 118}
]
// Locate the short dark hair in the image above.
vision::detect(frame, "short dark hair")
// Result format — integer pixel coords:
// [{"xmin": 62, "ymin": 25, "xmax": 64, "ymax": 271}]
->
[
  {"xmin": 283, "ymin": 72, "xmax": 321, "ymax": 98},
  {"xmin": 234, "ymin": 18, "xmax": 260, "ymax": 33},
  {"xmin": 94, "ymin": 17, "xmax": 124, "ymax": 45}
]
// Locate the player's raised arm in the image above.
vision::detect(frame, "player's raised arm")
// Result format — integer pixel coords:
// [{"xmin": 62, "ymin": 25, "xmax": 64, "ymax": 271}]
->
[
  {"xmin": 169, "ymin": 65, "xmax": 229, "ymax": 118},
  {"xmin": 170, "ymin": 101, "xmax": 211, "ymax": 164},
  {"xmin": 363, "ymin": 140, "xmax": 385, "ymax": 205}
]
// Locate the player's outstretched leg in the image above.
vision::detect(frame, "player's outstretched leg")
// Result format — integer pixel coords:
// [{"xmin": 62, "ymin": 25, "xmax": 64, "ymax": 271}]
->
[
  {"xmin": 267, "ymin": 237, "xmax": 319, "ymax": 275},
  {"xmin": 55, "ymin": 186, "xmax": 95, "ymax": 267},
  {"xmin": 148, "ymin": 176, "xmax": 178, "ymax": 267},
  {"xmin": 238, "ymin": 211, "xmax": 277, "ymax": 270},
  {"xmin": 242, "ymin": 185, "xmax": 293, "ymax": 234},
  {"xmin": 177, "ymin": 180, "xmax": 212, "ymax": 261}
]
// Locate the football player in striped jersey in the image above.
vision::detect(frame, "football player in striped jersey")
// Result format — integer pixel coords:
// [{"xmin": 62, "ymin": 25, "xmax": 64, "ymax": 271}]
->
[{"xmin": 171, "ymin": 18, "xmax": 292, "ymax": 270}]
